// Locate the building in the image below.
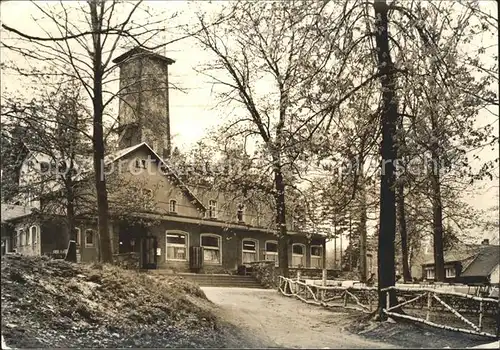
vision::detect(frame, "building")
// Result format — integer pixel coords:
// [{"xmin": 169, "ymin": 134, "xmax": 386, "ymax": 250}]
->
[
  {"xmin": 1, "ymin": 48, "xmax": 326, "ymax": 273},
  {"xmin": 421, "ymin": 239, "xmax": 499, "ymax": 285}
]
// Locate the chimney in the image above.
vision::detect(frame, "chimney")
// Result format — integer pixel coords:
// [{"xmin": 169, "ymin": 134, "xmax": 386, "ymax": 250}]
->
[{"xmin": 481, "ymin": 238, "xmax": 489, "ymax": 245}]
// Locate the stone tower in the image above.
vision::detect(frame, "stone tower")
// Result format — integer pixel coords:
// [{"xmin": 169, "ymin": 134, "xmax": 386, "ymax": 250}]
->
[{"xmin": 112, "ymin": 47, "xmax": 175, "ymax": 158}]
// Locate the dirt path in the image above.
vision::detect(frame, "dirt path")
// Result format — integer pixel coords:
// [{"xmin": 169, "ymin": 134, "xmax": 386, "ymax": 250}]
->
[{"xmin": 201, "ymin": 287, "xmax": 395, "ymax": 349}]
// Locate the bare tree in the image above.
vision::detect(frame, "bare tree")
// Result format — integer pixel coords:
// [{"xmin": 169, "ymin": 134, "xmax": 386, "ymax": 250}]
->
[{"xmin": 2, "ymin": 0, "xmax": 179, "ymax": 262}]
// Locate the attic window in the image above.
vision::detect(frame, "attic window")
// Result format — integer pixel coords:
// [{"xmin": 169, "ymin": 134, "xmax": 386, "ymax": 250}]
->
[
  {"xmin": 237, "ymin": 203, "xmax": 245, "ymax": 222},
  {"xmin": 169, "ymin": 199, "xmax": 177, "ymax": 213},
  {"xmin": 208, "ymin": 200, "xmax": 217, "ymax": 218},
  {"xmin": 40, "ymin": 161, "xmax": 50, "ymax": 173},
  {"xmin": 135, "ymin": 159, "xmax": 148, "ymax": 169}
]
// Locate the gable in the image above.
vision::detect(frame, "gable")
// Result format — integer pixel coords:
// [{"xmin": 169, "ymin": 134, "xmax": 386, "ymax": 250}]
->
[{"xmin": 107, "ymin": 145, "xmax": 204, "ymax": 217}]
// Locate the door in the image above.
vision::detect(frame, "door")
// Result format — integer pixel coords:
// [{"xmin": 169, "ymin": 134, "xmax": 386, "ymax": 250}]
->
[{"xmin": 141, "ymin": 236, "xmax": 158, "ymax": 269}]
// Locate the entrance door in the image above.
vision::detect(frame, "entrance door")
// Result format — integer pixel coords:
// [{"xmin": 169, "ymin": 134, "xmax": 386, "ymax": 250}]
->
[{"xmin": 141, "ymin": 236, "xmax": 158, "ymax": 269}]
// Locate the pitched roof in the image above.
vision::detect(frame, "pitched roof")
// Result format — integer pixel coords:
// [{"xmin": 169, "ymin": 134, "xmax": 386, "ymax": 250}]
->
[
  {"xmin": 424, "ymin": 244, "xmax": 481, "ymax": 265},
  {"xmin": 112, "ymin": 47, "xmax": 175, "ymax": 65},
  {"xmin": 106, "ymin": 143, "xmax": 206, "ymax": 212},
  {"xmin": 1, "ymin": 204, "xmax": 33, "ymax": 223},
  {"xmin": 18, "ymin": 142, "xmax": 207, "ymax": 212},
  {"xmin": 460, "ymin": 245, "xmax": 500, "ymax": 278}
]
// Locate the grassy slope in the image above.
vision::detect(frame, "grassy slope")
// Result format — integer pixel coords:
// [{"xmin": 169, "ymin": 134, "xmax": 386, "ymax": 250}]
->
[{"xmin": 1, "ymin": 255, "xmax": 253, "ymax": 348}]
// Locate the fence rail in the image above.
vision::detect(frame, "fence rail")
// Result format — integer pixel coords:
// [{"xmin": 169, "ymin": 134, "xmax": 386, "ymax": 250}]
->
[
  {"xmin": 278, "ymin": 273, "xmax": 499, "ymax": 339},
  {"xmin": 381, "ymin": 286, "xmax": 499, "ymax": 339},
  {"xmin": 278, "ymin": 275, "xmax": 377, "ymax": 313}
]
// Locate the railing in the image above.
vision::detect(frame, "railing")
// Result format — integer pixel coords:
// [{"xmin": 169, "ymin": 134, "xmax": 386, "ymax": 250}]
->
[
  {"xmin": 278, "ymin": 275, "xmax": 377, "ymax": 313},
  {"xmin": 381, "ymin": 286, "xmax": 499, "ymax": 339}
]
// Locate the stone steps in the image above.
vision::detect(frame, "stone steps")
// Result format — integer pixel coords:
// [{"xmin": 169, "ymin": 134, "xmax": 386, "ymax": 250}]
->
[{"xmin": 150, "ymin": 271, "xmax": 264, "ymax": 288}]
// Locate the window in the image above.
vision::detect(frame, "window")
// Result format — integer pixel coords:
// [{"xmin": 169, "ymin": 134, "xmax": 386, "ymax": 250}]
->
[
  {"xmin": 30, "ymin": 226, "xmax": 38, "ymax": 246},
  {"xmin": 265, "ymin": 240, "xmax": 279, "ymax": 266},
  {"xmin": 166, "ymin": 231, "xmax": 188, "ymax": 261},
  {"xmin": 292, "ymin": 244, "xmax": 305, "ymax": 267},
  {"xmin": 135, "ymin": 159, "xmax": 148, "ymax": 169},
  {"xmin": 85, "ymin": 229, "xmax": 95, "ymax": 247},
  {"xmin": 237, "ymin": 203, "xmax": 245, "ymax": 222},
  {"xmin": 40, "ymin": 161, "xmax": 50, "ymax": 173},
  {"xmin": 27, "ymin": 191, "xmax": 32, "ymax": 206},
  {"xmin": 425, "ymin": 267, "xmax": 435, "ymax": 280},
  {"xmin": 169, "ymin": 200, "xmax": 177, "ymax": 213},
  {"xmin": 445, "ymin": 267, "xmax": 456, "ymax": 278},
  {"xmin": 242, "ymin": 239, "xmax": 258, "ymax": 264},
  {"xmin": 13, "ymin": 232, "xmax": 17, "ymax": 248},
  {"xmin": 27, "ymin": 227, "xmax": 31, "ymax": 245},
  {"xmin": 310, "ymin": 245, "xmax": 323, "ymax": 268},
  {"xmin": 19, "ymin": 229, "xmax": 25, "ymax": 246},
  {"xmin": 75, "ymin": 227, "xmax": 81, "ymax": 246},
  {"xmin": 208, "ymin": 200, "xmax": 217, "ymax": 218},
  {"xmin": 201, "ymin": 234, "xmax": 221, "ymax": 264}
]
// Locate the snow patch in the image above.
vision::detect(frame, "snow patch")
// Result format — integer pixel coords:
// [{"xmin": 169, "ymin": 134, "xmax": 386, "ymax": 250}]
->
[
  {"xmin": 469, "ymin": 341, "xmax": 500, "ymax": 349},
  {"xmin": 2, "ymin": 335, "xmax": 11, "ymax": 349}
]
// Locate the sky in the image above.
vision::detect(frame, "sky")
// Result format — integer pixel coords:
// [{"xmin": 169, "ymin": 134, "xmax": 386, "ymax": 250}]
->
[{"xmin": 1, "ymin": 0, "xmax": 498, "ymax": 243}]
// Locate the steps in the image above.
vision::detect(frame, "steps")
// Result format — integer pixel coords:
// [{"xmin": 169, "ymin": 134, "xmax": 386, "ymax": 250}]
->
[{"xmin": 151, "ymin": 271, "xmax": 264, "ymax": 288}]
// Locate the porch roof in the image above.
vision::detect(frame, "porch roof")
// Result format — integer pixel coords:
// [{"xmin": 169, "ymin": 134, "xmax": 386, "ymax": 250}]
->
[
  {"xmin": 115, "ymin": 211, "xmax": 324, "ymax": 240},
  {"xmin": 1, "ymin": 203, "xmax": 33, "ymax": 223}
]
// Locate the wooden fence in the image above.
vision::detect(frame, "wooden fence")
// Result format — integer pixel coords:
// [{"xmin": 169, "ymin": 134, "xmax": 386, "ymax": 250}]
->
[
  {"xmin": 278, "ymin": 275, "xmax": 377, "ymax": 313},
  {"xmin": 278, "ymin": 274, "xmax": 499, "ymax": 339},
  {"xmin": 381, "ymin": 286, "xmax": 499, "ymax": 339}
]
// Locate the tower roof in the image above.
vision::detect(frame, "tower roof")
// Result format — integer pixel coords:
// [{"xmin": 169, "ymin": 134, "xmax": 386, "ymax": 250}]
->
[{"xmin": 112, "ymin": 47, "xmax": 175, "ymax": 65}]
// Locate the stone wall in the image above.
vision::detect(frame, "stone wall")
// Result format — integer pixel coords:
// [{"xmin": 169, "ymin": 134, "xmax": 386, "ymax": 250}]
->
[
  {"xmin": 250, "ymin": 261, "xmax": 279, "ymax": 289},
  {"xmin": 113, "ymin": 252, "xmax": 140, "ymax": 270}
]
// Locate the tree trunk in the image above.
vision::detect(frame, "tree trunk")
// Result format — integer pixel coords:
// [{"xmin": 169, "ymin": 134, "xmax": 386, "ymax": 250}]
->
[
  {"xmin": 430, "ymin": 151, "xmax": 445, "ymax": 282},
  {"xmin": 274, "ymin": 168, "xmax": 289, "ymax": 278},
  {"xmin": 333, "ymin": 224, "xmax": 337, "ymax": 269},
  {"xmin": 358, "ymin": 182, "xmax": 368, "ymax": 283},
  {"xmin": 90, "ymin": 1, "xmax": 112, "ymax": 263},
  {"xmin": 348, "ymin": 215, "xmax": 353, "ymax": 271},
  {"xmin": 373, "ymin": 0, "xmax": 399, "ymax": 319},
  {"xmin": 397, "ymin": 180, "xmax": 411, "ymax": 282},
  {"xmin": 65, "ymin": 184, "xmax": 77, "ymax": 262},
  {"xmin": 339, "ymin": 230, "xmax": 343, "ymax": 271}
]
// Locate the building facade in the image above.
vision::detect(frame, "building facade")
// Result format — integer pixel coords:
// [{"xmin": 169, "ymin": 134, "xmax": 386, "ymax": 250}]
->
[{"xmin": 1, "ymin": 48, "xmax": 326, "ymax": 274}]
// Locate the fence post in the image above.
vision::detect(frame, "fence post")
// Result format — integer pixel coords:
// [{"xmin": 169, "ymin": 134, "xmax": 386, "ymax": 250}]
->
[
  {"xmin": 321, "ymin": 268, "xmax": 327, "ymax": 301},
  {"xmin": 426, "ymin": 292, "xmax": 432, "ymax": 321},
  {"xmin": 297, "ymin": 270, "xmax": 301, "ymax": 281},
  {"xmin": 386, "ymin": 289, "xmax": 390, "ymax": 312},
  {"xmin": 344, "ymin": 290, "xmax": 348, "ymax": 307},
  {"xmin": 497, "ymin": 299, "xmax": 500, "ymax": 338},
  {"xmin": 478, "ymin": 301, "xmax": 483, "ymax": 332}
]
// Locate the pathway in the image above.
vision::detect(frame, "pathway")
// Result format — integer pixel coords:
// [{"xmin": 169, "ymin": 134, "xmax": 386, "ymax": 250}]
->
[{"xmin": 201, "ymin": 287, "xmax": 395, "ymax": 349}]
